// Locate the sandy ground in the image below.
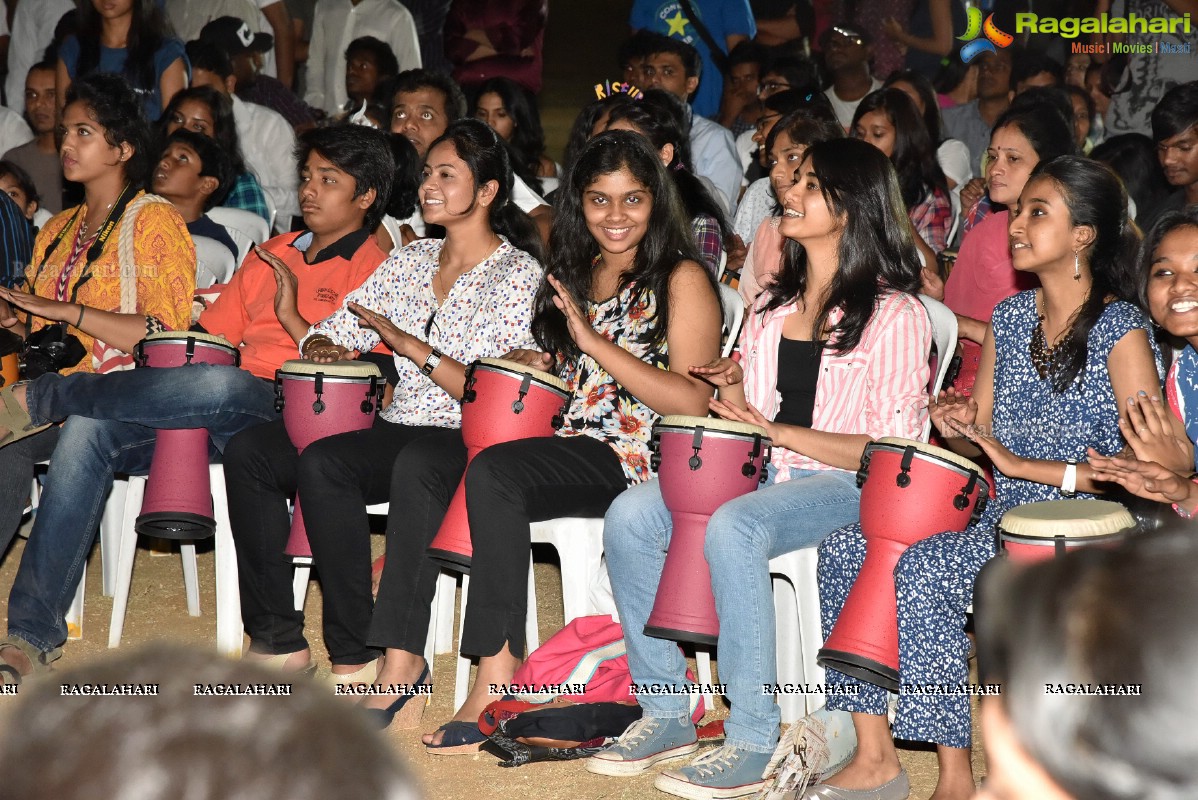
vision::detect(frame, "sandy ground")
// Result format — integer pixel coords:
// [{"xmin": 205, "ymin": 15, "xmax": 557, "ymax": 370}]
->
[{"xmin": 0, "ymin": 511, "xmax": 986, "ymax": 799}]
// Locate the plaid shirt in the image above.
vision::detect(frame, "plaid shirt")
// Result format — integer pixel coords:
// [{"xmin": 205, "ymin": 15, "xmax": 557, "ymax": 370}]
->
[
  {"xmin": 224, "ymin": 172, "xmax": 271, "ymax": 224},
  {"xmin": 692, "ymin": 213, "xmax": 724, "ymax": 277},
  {"xmin": 910, "ymin": 186, "xmax": 953, "ymax": 253}
]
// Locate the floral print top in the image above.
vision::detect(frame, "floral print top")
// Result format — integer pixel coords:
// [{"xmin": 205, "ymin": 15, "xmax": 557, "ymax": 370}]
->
[{"xmin": 555, "ymin": 282, "xmax": 667, "ymax": 485}]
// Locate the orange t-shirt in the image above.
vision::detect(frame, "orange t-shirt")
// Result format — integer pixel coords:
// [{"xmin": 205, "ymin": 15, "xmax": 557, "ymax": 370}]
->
[{"xmin": 198, "ymin": 230, "xmax": 387, "ymax": 380}]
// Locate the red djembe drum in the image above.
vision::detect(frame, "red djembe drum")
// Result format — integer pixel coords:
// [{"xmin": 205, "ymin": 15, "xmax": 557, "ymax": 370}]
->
[
  {"xmin": 643, "ymin": 415, "xmax": 771, "ymax": 645},
  {"xmin": 276, "ymin": 359, "xmax": 384, "ymax": 563},
  {"xmin": 427, "ymin": 358, "xmax": 570, "ymax": 571},
  {"xmin": 133, "ymin": 332, "xmax": 241, "ymax": 538},
  {"xmin": 818, "ymin": 437, "xmax": 988, "ymax": 690},
  {"xmin": 998, "ymin": 499, "xmax": 1135, "ymax": 562}
]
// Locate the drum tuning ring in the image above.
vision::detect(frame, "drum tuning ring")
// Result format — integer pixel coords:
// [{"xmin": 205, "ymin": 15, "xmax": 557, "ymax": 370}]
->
[
  {"xmin": 360, "ymin": 400, "xmax": 373, "ymax": 413},
  {"xmin": 953, "ymin": 493, "xmax": 970, "ymax": 511},
  {"xmin": 274, "ymin": 399, "xmax": 284, "ymax": 413},
  {"xmin": 511, "ymin": 399, "xmax": 525, "ymax": 414},
  {"xmin": 312, "ymin": 399, "xmax": 326, "ymax": 414},
  {"xmin": 688, "ymin": 450, "xmax": 703, "ymax": 470},
  {"xmin": 742, "ymin": 463, "xmax": 757, "ymax": 478},
  {"xmin": 463, "ymin": 389, "xmax": 477, "ymax": 403},
  {"xmin": 551, "ymin": 414, "xmax": 564, "ymax": 430},
  {"xmin": 650, "ymin": 453, "xmax": 661, "ymax": 471},
  {"xmin": 895, "ymin": 472, "xmax": 911, "ymax": 488}
]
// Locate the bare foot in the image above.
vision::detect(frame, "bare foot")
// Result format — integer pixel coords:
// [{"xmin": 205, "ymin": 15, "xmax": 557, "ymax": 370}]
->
[
  {"xmin": 0, "ymin": 384, "xmax": 28, "ymax": 439},
  {"xmin": 817, "ymin": 752, "xmax": 903, "ymax": 792},
  {"xmin": 928, "ymin": 773, "xmax": 976, "ymax": 800},
  {"xmin": 362, "ymin": 649, "xmax": 426, "ymax": 713},
  {"xmin": 422, "ymin": 648, "xmax": 520, "ymax": 746},
  {"xmin": 243, "ymin": 647, "xmax": 312, "ymax": 672}
]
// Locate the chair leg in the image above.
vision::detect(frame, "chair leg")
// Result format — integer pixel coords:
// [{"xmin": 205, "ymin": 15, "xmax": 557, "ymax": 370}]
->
[
  {"xmin": 695, "ymin": 647, "xmax": 714, "ymax": 716},
  {"xmin": 772, "ymin": 574, "xmax": 804, "ymax": 725},
  {"xmin": 180, "ymin": 542, "xmax": 200, "ymax": 617},
  {"xmin": 99, "ymin": 477, "xmax": 128, "ymax": 597},
  {"xmin": 525, "ymin": 552, "xmax": 539, "ymax": 653},
  {"xmin": 212, "ymin": 466, "xmax": 243, "ymax": 657},
  {"xmin": 454, "ymin": 573, "xmax": 472, "ymax": 711},
  {"xmin": 108, "ymin": 477, "xmax": 145, "ymax": 648},
  {"xmin": 65, "ymin": 564, "xmax": 85, "ymax": 640},
  {"xmin": 434, "ymin": 571, "xmax": 457, "ymax": 654},
  {"xmin": 292, "ymin": 563, "xmax": 311, "ymax": 612}
]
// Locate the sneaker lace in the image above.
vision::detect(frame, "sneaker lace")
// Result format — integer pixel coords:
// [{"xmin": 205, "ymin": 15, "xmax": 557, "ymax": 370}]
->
[
  {"xmin": 689, "ymin": 745, "xmax": 741, "ymax": 778},
  {"xmin": 618, "ymin": 716, "xmax": 661, "ymax": 749}
]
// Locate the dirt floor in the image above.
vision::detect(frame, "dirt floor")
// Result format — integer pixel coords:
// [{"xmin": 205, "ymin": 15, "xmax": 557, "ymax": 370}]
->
[{"xmin": 0, "ymin": 509, "xmax": 987, "ymax": 799}]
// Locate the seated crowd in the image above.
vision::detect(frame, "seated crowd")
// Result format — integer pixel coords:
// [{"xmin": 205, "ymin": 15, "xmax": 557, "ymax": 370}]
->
[{"xmin": 1, "ymin": 3, "xmax": 1198, "ymax": 799}]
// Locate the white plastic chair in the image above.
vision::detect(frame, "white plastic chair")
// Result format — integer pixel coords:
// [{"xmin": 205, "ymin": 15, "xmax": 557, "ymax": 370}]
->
[
  {"xmin": 192, "ymin": 235, "xmax": 238, "ymax": 288},
  {"xmin": 768, "ymin": 549, "xmax": 825, "ymax": 724},
  {"xmin": 263, "ymin": 192, "xmax": 279, "ymax": 234},
  {"xmin": 918, "ymin": 293, "xmax": 960, "ymax": 441},
  {"xmin": 107, "ymin": 465, "xmax": 243, "ymax": 656},
  {"xmin": 209, "ymin": 206, "xmax": 271, "ymax": 246},
  {"xmin": 718, "ymin": 282, "xmax": 746, "ymax": 359},
  {"xmin": 716, "ymin": 249, "xmax": 728, "ymax": 281}
]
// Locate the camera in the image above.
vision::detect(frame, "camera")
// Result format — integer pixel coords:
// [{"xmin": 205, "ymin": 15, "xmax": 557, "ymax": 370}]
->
[{"xmin": 23, "ymin": 324, "xmax": 86, "ymax": 378}]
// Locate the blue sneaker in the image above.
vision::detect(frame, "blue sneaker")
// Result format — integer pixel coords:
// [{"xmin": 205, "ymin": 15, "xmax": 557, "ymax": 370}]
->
[
  {"xmin": 655, "ymin": 744, "xmax": 774, "ymax": 799},
  {"xmin": 586, "ymin": 716, "xmax": 699, "ymax": 777}
]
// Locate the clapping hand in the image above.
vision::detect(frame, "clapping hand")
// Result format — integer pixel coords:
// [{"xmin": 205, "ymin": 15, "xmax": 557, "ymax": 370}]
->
[
  {"xmin": 930, "ymin": 387, "xmax": 978, "ymax": 440},
  {"xmin": 1119, "ymin": 392, "xmax": 1194, "ymax": 474}
]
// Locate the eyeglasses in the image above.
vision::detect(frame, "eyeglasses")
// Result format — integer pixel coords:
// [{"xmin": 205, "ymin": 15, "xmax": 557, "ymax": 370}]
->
[{"xmin": 757, "ymin": 81, "xmax": 791, "ymax": 97}]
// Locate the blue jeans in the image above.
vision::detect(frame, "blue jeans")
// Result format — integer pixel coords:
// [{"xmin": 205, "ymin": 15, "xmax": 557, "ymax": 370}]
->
[
  {"xmin": 3, "ymin": 366, "xmax": 277, "ymax": 656},
  {"xmin": 603, "ymin": 466, "xmax": 862, "ymax": 753}
]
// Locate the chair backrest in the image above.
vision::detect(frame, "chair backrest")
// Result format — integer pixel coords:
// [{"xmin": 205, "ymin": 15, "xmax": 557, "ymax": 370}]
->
[
  {"xmin": 718, "ymin": 282, "xmax": 746, "ymax": 358},
  {"xmin": 263, "ymin": 191, "xmax": 279, "ymax": 234},
  {"xmin": 918, "ymin": 293, "xmax": 959, "ymax": 441},
  {"xmin": 208, "ymin": 206, "xmax": 271, "ymax": 245},
  {"xmin": 192, "ymin": 235, "xmax": 237, "ymax": 288},
  {"xmin": 221, "ymin": 225, "xmax": 253, "ymax": 269},
  {"xmin": 947, "ymin": 188, "xmax": 962, "ymax": 248},
  {"xmin": 716, "ymin": 248, "xmax": 728, "ymax": 281}
]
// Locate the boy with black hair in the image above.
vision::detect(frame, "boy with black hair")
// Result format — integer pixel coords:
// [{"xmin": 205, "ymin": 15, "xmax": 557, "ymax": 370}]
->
[
  {"xmin": 639, "ymin": 33, "xmax": 742, "ymax": 214},
  {"xmin": 186, "ymin": 39, "xmax": 300, "ymax": 229},
  {"xmin": 0, "ymin": 124, "xmax": 395, "ymax": 686},
  {"xmin": 344, "ymin": 36, "xmax": 400, "ymax": 113},
  {"xmin": 153, "ymin": 129, "xmax": 239, "ymax": 261},
  {"xmin": 1012, "ymin": 50, "xmax": 1064, "ymax": 94},
  {"xmin": 820, "ymin": 25, "xmax": 881, "ymax": 131},
  {"xmin": 1151, "ymin": 82, "xmax": 1198, "ymax": 225}
]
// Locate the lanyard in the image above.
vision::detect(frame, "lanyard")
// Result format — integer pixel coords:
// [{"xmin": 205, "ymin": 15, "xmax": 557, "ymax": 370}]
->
[{"xmin": 28, "ymin": 184, "xmax": 135, "ymax": 304}]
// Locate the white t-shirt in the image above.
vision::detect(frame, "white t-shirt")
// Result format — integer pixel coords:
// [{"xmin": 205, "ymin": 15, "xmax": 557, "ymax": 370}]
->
[{"xmin": 825, "ymin": 78, "xmax": 883, "ymax": 131}]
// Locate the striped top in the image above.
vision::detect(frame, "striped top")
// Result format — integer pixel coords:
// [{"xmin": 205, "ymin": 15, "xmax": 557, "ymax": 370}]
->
[{"xmin": 739, "ymin": 290, "xmax": 932, "ymax": 478}]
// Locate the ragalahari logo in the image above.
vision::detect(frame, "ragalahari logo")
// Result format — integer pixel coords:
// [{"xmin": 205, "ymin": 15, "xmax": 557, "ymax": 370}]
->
[{"xmin": 959, "ymin": 8, "xmax": 1014, "ymax": 62}]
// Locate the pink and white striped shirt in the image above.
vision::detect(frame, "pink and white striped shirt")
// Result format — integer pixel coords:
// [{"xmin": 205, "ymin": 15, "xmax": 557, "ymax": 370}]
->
[{"xmin": 740, "ymin": 290, "xmax": 932, "ymax": 479}]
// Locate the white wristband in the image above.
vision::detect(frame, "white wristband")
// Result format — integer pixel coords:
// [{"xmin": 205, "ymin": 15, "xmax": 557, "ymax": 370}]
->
[{"xmin": 1061, "ymin": 461, "xmax": 1078, "ymax": 496}]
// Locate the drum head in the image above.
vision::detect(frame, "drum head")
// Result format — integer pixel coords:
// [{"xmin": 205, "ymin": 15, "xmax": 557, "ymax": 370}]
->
[
  {"xmin": 140, "ymin": 331, "xmax": 237, "ymax": 350},
  {"xmin": 999, "ymin": 499, "xmax": 1136, "ymax": 540},
  {"xmin": 474, "ymin": 357, "xmax": 568, "ymax": 392},
  {"xmin": 872, "ymin": 436, "xmax": 985, "ymax": 479},
  {"xmin": 657, "ymin": 414, "xmax": 768, "ymax": 440},
  {"xmin": 277, "ymin": 359, "xmax": 382, "ymax": 380}
]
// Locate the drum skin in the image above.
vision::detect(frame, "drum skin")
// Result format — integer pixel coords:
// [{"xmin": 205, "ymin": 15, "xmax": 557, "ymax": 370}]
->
[
  {"xmin": 135, "ymin": 334, "xmax": 240, "ymax": 539},
  {"xmin": 818, "ymin": 439, "xmax": 988, "ymax": 691},
  {"xmin": 427, "ymin": 360, "xmax": 569, "ymax": 572},
  {"xmin": 998, "ymin": 499, "xmax": 1136, "ymax": 563},
  {"xmin": 276, "ymin": 360, "xmax": 383, "ymax": 561},
  {"xmin": 644, "ymin": 418, "xmax": 770, "ymax": 645}
]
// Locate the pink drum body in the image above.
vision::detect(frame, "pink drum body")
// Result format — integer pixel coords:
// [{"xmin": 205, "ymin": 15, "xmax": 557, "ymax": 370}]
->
[
  {"xmin": 644, "ymin": 423, "xmax": 769, "ymax": 645},
  {"xmin": 277, "ymin": 367, "xmax": 383, "ymax": 562},
  {"xmin": 999, "ymin": 530, "xmax": 1127, "ymax": 563},
  {"xmin": 428, "ymin": 361, "xmax": 569, "ymax": 572},
  {"xmin": 135, "ymin": 335, "xmax": 239, "ymax": 538},
  {"xmin": 818, "ymin": 441, "xmax": 988, "ymax": 691}
]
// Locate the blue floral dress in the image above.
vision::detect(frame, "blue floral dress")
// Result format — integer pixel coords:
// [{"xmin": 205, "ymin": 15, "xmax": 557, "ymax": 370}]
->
[
  {"xmin": 555, "ymin": 282, "xmax": 667, "ymax": 485},
  {"xmin": 818, "ymin": 290, "xmax": 1160, "ymax": 749}
]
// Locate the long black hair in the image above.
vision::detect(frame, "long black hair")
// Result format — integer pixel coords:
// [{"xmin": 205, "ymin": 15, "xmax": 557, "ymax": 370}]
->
[
  {"xmin": 75, "ymin": 0, "xmax": 169, "ymax": 96},
  {"xmin": 533, "ymin": 130, "xmax": 708, "ymax": 361},
  {"xmin": 852, "ymin": 88, "xmax": 948, "ymax": 211},
  {"xmin": 604, "ymin": 89, "xmax": 729, "ymax": 241},
  {"xmin": 762, "ymin": 138, "xmax": 922, "ymax": 355},
  {"xmin": 560, "ymin": 93, "xmax": 637, "ymax": 178},
  {"xmin": 883, "ymin": 70, "xmax": 943, "ymax": 143},
  {"xmin": 1091, "ymin": 134, "xmax": 1173, "ymax": 228},
  {"xmin": 158, "ymin": 87, "xmax": 248, "ymax": 176},
  {"xmin": 1029, "ymin": 156, "xmax": 1141, "ymax": 393},
  {"xmin": 426, "ymin": 118, "xmax": 544, "ymax": 262},
  {"xmin": 472, "ymin": 77, "xmax": 549, "ymax": 184}
]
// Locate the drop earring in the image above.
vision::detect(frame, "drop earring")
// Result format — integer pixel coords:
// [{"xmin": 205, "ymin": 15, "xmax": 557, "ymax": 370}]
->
[{"xmin": 1073, "ymin": 251, "xmax": 1080, "ymax": 281}]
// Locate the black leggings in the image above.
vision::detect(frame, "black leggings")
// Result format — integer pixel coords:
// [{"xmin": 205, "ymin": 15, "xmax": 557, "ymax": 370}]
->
[
  {"xmin": 370, "ymin": 435, "xmax": 628, "ymax": 659},
  {"xmin": 224, "ymin": 416, "xmax": 459, "ymax": 664}
]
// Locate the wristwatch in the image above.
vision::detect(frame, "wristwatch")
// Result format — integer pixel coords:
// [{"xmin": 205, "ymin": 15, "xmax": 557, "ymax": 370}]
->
[{"xmin": 421, "ymin": 348, "xmax": 442, "ymax": 376}]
